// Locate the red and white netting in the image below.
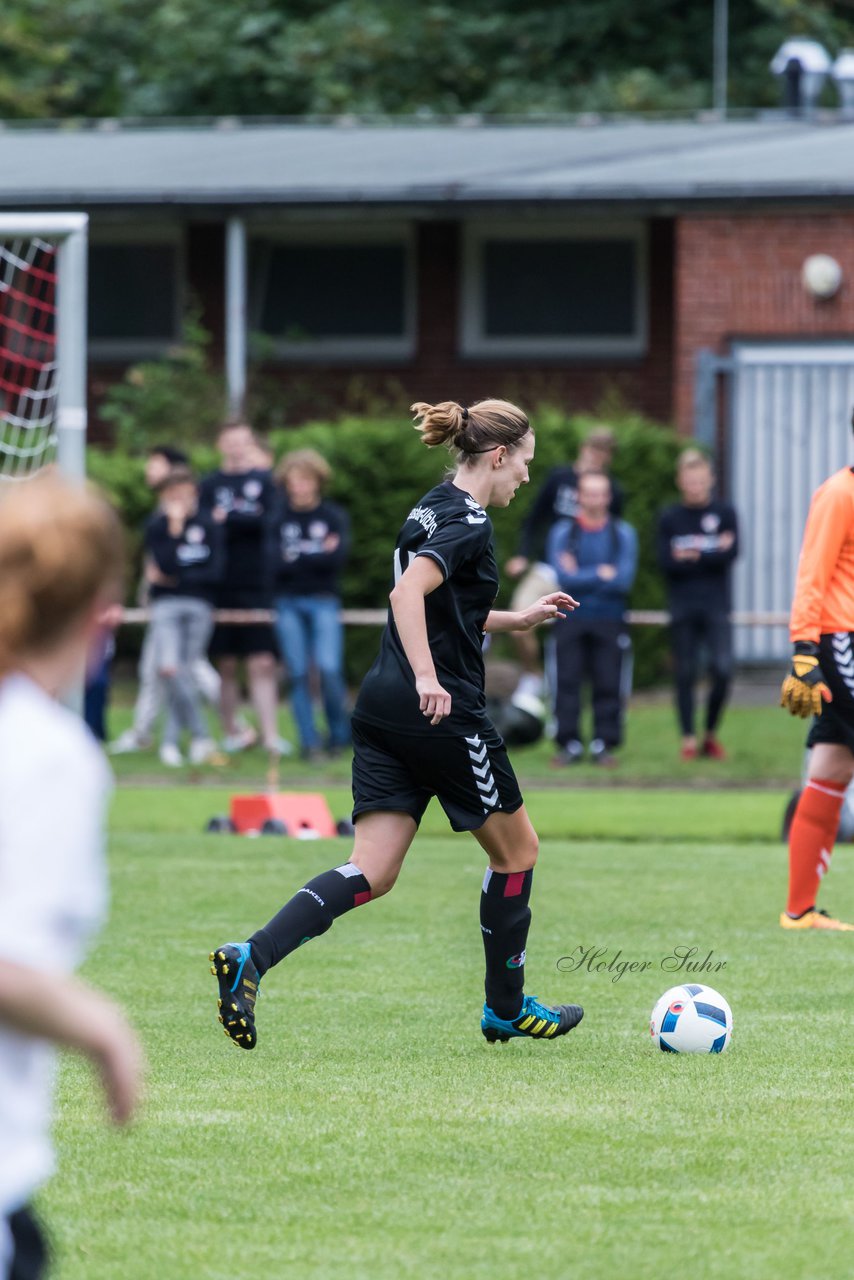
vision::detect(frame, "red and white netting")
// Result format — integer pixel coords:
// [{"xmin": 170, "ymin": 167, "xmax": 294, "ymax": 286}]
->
[{"xmin": 0, "ymin": 237, "xmax": 59, "ymax": 479}]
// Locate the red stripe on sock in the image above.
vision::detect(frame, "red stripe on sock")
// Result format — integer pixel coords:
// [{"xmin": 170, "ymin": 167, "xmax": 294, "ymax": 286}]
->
[
  {"xmin": 503, "ymin": 872, "xmax": 526, "ymax": 898},
  {"xmin": 353, "ymin": 890, "xmax": 372, "ymax": 907}
]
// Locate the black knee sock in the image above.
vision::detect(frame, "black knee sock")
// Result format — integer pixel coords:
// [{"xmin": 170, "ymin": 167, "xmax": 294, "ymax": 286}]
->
[
  {"xmin": 248, "ymin": 863, "xmax": 372, "ymax": 977},
  {"xmin": 480, "ymin": 867, "xmax": 533, "ymax": 1020}
]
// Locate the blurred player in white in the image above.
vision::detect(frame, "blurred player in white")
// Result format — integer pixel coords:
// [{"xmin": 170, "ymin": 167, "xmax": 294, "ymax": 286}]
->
[{"xmin": 0, "ymin": 476, "xmax": 142, "ymax": 1280}]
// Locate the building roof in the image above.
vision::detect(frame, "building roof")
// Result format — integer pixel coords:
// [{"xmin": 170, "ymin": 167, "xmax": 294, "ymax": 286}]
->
[{"xmin": 2, "ymin": 117, "xmax": 854, "ymax": 209}]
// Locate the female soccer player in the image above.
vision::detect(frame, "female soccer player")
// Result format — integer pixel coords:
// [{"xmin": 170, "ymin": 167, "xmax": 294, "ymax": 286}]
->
[
  {"xmin": 211, "ymin": 399, "xmax": 584, "ymax": 1048},
  {"xmin": 0, "ymin": 476, "xmax": 142, "ymax": 1280}
]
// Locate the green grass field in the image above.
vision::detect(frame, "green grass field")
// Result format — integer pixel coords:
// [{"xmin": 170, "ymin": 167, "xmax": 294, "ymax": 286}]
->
[{"xmin": 42, "ymin": 785, "xmax": 853, "ymax": 1280}]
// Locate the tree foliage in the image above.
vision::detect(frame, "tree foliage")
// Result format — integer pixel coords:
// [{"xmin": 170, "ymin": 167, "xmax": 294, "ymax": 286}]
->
[{"xmin": 2, "ymin": 1, "xmax": 853, "ymax": 120}]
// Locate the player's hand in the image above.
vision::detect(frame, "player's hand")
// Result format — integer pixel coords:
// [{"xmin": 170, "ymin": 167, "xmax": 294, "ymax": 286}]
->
[
  {"xmin": 519, "ymin": 591, "xmax": 579, "ymax": 630},
  {"xmin": 780, "ymin": 642, "xmax": 832, "ymax": 718},
  {"xmin": 416, "ymin": 676, "xmax": 452, "ymax": 725}
]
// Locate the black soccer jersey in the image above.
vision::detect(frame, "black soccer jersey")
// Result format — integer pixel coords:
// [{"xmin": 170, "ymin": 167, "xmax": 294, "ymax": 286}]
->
[
  {"xmin": 354, "ymin": 480, "xmax": 498, "ymax": 736},
  {"xmin": 197, "ymin": 468, "xmax": 276, "ymax": 593}
]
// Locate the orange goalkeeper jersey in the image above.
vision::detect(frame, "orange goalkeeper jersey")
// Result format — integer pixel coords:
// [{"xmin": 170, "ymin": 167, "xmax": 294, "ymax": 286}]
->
[{"xmin": 790, "ymin": 466, "xmax": 854, "ymax": 643}]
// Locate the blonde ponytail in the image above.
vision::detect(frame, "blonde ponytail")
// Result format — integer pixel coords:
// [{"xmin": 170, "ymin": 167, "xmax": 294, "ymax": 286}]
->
[{"xmin": 411, "ymin": 397, "xmax": 530, "ymax": 460}]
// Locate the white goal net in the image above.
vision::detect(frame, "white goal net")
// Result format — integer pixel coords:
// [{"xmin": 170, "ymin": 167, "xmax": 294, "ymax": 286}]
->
[{"xmin": 0, "ymin": 214, "xmax": 88, "ymax": 481}]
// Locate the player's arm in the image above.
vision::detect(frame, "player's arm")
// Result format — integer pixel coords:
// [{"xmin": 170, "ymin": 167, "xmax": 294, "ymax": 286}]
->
[
  {"xmin": 389, "ymin": 554, "xmax": 451, "ymax": 725},
  {"xmin": 0, "ymin": 966, "xmax": 141, "ymax": 1124},
  {"xmin": 781, "ymin": 485, "xmax": 845, "ymax": 716},
  {"xmin": 485, "ymin": 592, "xmax": 578, "ymax": 633}
]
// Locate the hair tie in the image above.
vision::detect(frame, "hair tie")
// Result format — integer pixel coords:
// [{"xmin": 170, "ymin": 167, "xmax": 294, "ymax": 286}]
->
[{"xmin": 460, "ymin": 406, "xmax": 469, "ymax": 422}]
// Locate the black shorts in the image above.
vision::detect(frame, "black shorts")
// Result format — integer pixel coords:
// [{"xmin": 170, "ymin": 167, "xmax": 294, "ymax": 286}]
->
[
  {"xmin": 209, "ymin": 587, "xmax": 278, "ymax": 659},
  {"xmin": 351, "ymin": 717, "xmax": 524, "ymax": 833},
  {"xmin": 806, "ymin": 632, "xmax": 854, "ymax": 753},
  {"xmin": 4, "ymin": 1205, "xmax": 47, "ymax": 1280}
]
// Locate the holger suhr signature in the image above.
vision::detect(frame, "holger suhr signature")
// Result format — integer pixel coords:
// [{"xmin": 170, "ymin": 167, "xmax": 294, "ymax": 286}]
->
[{"xmin": 556, "ymin": 944, "xmax": 727, "ymax": 984}]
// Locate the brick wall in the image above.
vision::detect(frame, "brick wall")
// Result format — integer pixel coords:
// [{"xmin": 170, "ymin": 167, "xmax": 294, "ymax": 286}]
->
[
  {"xmin": 248, "ymin": 218, "xmax": 676, "ymax": 428},
  {"xmin": 674, "ymin": 212, "xmax": 854, "ymax": 431}
]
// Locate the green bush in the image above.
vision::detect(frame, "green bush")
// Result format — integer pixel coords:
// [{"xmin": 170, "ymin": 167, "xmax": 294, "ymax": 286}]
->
[{"xmin": 89, "ymin": 405, "xmax": 682, "ymax": 686}]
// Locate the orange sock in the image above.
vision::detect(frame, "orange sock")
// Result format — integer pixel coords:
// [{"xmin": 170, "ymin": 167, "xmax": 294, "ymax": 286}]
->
[{"xmin": 786, "ymin": 778, "xmax": 846, "ymax": 916}]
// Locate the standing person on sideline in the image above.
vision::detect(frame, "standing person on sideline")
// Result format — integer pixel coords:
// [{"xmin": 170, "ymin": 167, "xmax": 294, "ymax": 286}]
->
[
  {"xmin": 272, "ymin": 449, "xmax": 351, "ymax": 761},
  {"xmin": 657, "ymin": 449, "xmax": 739, "ymax": 762},
  {"xmin": 0, "ymin": 477, "xmax": 142, "ymax": 1280},
  {"xmin": 144, "ymin": 467, "xmax": 224, "ymax": 767},
  {"xmin": 504, "ymin": 424, "xmax": 625, "ymax": 706},
  {"xmin": 210, "ymin": 398, "xmax": 585, "ymax": 1049},
  {"xmin": 547, "ymin": 471, "xmax": 638, "ymax": 767},
  {"xmin": 108, "ymin": 444, "xmax": 222, "ymax": 755},
  {"xmin": 779, "ymin": 412, "xmax": 854, "ymax": 932},
  {"xmin": 199, "ymin": 421, "xmax": 290, "ymax": 757}
]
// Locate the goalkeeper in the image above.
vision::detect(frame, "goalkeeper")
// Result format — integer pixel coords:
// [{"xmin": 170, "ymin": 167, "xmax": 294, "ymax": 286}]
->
[{"xmin": 779, "ymin": 424, "xmax": 854, "ymax": 931}]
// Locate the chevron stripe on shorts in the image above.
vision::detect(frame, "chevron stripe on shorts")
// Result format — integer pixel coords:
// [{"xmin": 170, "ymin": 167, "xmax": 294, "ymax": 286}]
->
[{"xmin": 465, "ymin": 733, "xmax": 501, "ymax": 812}]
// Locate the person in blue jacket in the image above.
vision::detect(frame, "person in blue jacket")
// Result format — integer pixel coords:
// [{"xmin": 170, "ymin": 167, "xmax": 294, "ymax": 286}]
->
[{"xmin": 546, "ymin": 470, "xmax": 638, "ymax": 766}]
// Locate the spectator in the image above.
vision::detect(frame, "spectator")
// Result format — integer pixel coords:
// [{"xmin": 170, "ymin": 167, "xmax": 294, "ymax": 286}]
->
[
  {"xmin": 199, "ymin": 421, "xmax": 290, "ymax": 756},
  {"xmin": 272, "ymin": 450, "xmax": 351, "ymax": 760},
  {"xmin": 108, "ymin": 444, "xmax": 222, "ymax": 755},
  {"xmin": 505, "ymin": 425, "xmax": 625, "ymax": 704},
  {"xmin": 657, "ymin": 449, "xmax": 738, "ymax": 761},
  {"xmin": 547, "ymin": 471, "xmax": 638, "ymax": 766},
  {"xmin": 144, "ymin": 468, "xmax": 224, "ymax": 767}
]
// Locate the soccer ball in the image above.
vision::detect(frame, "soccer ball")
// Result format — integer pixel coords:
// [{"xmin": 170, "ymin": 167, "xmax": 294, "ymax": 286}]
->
[{"xmin": 649, "ymin": 984, "xmax": 733, "ymax": 1054}]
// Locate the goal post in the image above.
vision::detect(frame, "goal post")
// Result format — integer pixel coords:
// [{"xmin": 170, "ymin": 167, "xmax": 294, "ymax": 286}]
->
[{"xmin": 0, "ymin": 212, "xmax": 88, "ymax": 482}]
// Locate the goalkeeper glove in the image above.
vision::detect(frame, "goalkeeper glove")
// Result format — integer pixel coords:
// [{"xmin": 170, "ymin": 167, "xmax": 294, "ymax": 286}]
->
[{"xmin": 780, "ymin": 641, "xmax": 832, "ymax": 718}]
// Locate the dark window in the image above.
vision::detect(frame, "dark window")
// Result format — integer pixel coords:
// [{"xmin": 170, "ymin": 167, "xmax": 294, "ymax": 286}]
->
[
  {"xmin": 482, "ymin": 239, "xmax": 636, "ymax": 338},
  {"xmin": 253, "ymin": 243, "xmax": 407, "ymax": 340},
  {"xmin": 88, "ymin": 244, "xmax": 178, "ymax": 341}
]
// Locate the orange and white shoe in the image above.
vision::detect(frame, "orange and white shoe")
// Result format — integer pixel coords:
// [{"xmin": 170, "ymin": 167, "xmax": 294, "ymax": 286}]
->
[{"xmin": 779, "ymin": 908, "xmax": 854, "ymax": 932}]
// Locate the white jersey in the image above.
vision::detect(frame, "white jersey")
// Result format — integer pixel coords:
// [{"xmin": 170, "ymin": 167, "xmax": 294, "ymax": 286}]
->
[{"xmin": 0, "ymin": 674, "xmax": 111, "ymax": 1216}]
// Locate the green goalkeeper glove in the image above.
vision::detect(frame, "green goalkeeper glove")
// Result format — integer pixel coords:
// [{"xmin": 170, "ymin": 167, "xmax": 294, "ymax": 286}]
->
[{"xmin": 780, "ymin": 641, "xmax": 832, "ymax": 718}]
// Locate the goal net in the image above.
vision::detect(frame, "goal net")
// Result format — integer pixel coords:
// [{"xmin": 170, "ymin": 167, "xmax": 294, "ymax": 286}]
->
[{"xmin": 0, "ymin": 214, "xmax": 88, "ymax": 481}]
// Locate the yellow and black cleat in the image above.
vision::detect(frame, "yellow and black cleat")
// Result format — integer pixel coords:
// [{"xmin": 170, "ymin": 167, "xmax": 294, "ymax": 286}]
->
[
  {"xmin": 481, "ymin": 994, "xmax": 584, "ymax": 1044},
  {"xmin": 209, "ymin": 942, "xmax": 260, "ymax": 1050}
]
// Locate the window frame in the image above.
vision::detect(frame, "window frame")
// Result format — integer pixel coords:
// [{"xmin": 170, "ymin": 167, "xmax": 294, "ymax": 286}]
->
[
  {"xmin": 87, "ymin": 223, "xmax": 185, "ymax": 362},
  {"xmin": 247, "ymin": 222, "xmax": 417, "ymax": 363},
  {"xmin": 459, "ymin": 220, "xmax": 648, "ymax": 359}
]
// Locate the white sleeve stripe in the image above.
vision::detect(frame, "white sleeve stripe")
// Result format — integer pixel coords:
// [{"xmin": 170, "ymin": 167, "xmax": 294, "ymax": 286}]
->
[{"xmin": 416, "ymin": 549, "xmax": 449, "ymax": 578}]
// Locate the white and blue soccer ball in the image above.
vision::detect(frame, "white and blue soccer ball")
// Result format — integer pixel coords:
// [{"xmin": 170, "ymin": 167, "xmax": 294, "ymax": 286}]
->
[{"xmin": 649, "ymin": 984, "xmax": 733, "ymax": 1054}]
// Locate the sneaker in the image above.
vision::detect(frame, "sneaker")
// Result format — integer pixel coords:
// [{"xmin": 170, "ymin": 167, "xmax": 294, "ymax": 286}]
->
[
  {"xmin": 189, "ymin": 737, "xmax": 218, "ymax": 766},
  {"xmin": 222, "ymin": 727, "xmax": 258, "ymax": 754},
  {"xmin": 680, "ymin": 743, "xmax": 698, "ymax": 762},
  {"xmin": 263, "ymin": 735, "xmax": 294, "ymax": 757},
  {"xmin": 779, "ymin": 908, "xmax": 854, "ymax": 932},
  {"xmin": 159, "ymin": 743, "xmax": 184, "ymax": 768},
  {"xmin": 107, "ymin": 729, "xmax": 152, "ymax": 756},
  {"xmin": 702, "ymin": 736, "xmax": 727, "ymax": 761},
  {"xmin": 551, "ymin": 739, "xmax": 584, "ymax": 767},
  {"xmin": 481, "ymin": 993, "xmax": 584, "ymax": 1043},
  {"xmin": 210, "ymin": 943, "xmax": 260, "ymax": 1048}
]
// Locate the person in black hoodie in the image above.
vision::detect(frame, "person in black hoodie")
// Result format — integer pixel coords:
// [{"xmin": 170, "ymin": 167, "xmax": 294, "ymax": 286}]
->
[
  {"xmin": 657, "ymin": 449, "xmax": 739, "ymax": 761},
  {"xmin": 272, "ymin": 449, "xmax": 351, "ymax": 759},
  {"xmin": 199, "ymin": 422, "xmax": 289, "ymax": 756},
  {"xmin": 144, "ymin": 467, "xmax": 224, "ymax": 767}
]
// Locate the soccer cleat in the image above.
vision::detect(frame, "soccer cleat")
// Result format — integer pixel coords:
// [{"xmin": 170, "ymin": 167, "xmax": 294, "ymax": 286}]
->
[
  {"xmin": 209, "ymin": 943, "xmax": 261, "ymax": 1047},
  {"xmin": 779, "ymin": 908, "xmax": 854, "ymax": 932},
  {"xmin": 481, "ymin": 993, "xmax": 584, "ymax": 1043},
  {"xmin": 701, "ymin": 736, "xmax": 727, "ymax": 760}
]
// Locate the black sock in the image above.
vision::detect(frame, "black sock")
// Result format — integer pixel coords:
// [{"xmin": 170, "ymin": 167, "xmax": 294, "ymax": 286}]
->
[
  {"xmin": 480, "ymin": 867, "xmax": 533, "ymax": 1020},
  {"xmin": 248, "ymin": 863, "xmax": 372, "ymax": 977}
]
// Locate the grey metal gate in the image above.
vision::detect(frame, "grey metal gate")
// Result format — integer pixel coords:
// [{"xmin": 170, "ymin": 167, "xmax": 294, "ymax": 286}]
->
[{"xmin": 695, "ymin": 342, "xmax": 854, "ymax": 662}]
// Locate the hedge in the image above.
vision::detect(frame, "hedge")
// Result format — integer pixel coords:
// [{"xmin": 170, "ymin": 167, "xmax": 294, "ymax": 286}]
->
[{"xmin": 88, "ymin": 405, "xmax": 682, "ymax": 687}]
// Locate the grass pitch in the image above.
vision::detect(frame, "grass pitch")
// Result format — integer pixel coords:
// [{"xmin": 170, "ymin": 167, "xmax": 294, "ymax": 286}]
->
[{"xmin": 44, "ymin": 788, "xmax": 852, "ymax": 1280}]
